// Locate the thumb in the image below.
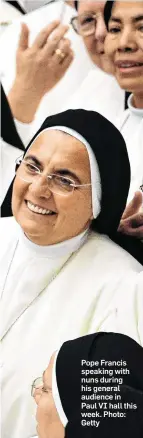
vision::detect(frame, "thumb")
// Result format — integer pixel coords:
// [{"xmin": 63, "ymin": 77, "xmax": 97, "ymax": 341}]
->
[
  {"xmin": 122, "ymin": 190, "xmax": 143, "ymax": 219},
  {"xmin": 18, "ymin": 23, "xmax": 29, "ymax": 51}
]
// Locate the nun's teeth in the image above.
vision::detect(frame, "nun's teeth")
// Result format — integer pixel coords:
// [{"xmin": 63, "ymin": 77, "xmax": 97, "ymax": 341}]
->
[{"xmin": 27, "ymin": 201, "xmax": 53, "ymax": 215}]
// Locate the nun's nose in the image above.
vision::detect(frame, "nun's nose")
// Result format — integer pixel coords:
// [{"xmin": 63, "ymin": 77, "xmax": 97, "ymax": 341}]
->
[
  {"xmin": 117, "ymin": 29, "xmax": 137, "ymax": 53},
  {"xmin": 29, "ymin": 175, "xmax": 52, "ymax": 199},
  {"xmin": 94, "ymin": 16, "xmax": 107, "ymax": 43}
]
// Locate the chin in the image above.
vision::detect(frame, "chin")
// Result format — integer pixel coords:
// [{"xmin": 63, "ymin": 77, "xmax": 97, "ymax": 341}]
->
[{"xmin": 116, "ymin": 74, "xmax": 143, "ymax": 93}]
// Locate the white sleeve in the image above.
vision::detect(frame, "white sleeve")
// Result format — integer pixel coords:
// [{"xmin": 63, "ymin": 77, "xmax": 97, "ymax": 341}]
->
[
  {"xmin": 87, "ymin": 272, "xmax": 143, "ymax": 347},
  {"xmin": 14, "ymin": 118, "xmax": 34, "ymax": 147}
]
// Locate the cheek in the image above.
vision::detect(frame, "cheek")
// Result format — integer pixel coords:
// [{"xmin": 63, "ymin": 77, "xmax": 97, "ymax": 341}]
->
[
  {"xmin": 105, "ymin": 36, "xmax": 117, "ymax": 56},
  {"xmin": 138, "ymin": 38, "xmax": 143, "ymax": 51},
  {"xmin": 61, "ymin": 192, "xmax": 92, "ymax": 224},
  {"xmin": 12, "ymin": 179, "xmax": 27, "ymax": 214},
  {"xmin": 36, "ymin": 397, "xmax": 51, "ymax": 424},
  {"xmin": 13, "ymin": 177, "xmax": 27, "ymax": 201},
  {"xmin": 83, "ymin": 35, "xmax": 96, "ymax": 52}
]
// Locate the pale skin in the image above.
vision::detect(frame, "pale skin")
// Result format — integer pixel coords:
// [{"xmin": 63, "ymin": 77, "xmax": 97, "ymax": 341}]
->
[
  {"xmin": 8, "ymin": 21, "xmax": 74, "ymax": 123},
  {"xmin": 12, "ymin": 130, "xmax": 93, "ymax": 246},
  {"xmin": 76, "ymin": 0, "xmax": 114, "ymax": 73},
  {"xmin": 34, "ymin": 353, "xmax": 65, "ymax": 438},
  {"xmin": 7, "ymin": 1, "xmax": 143, "ymax": 238},
  {"xmin": 118, "ymin": 191, "xmax": 143, "ymax": 239},
  {"xmin": 8, "ymin": 0, "xmax": 113, "ymax": 123},
  {"xmin": 104, "ymin": 1, "xmax": 143, "ymax": 107},
  {"xmin": 105, "ymin": 1, "xmax": 143, "ymax": 238}
]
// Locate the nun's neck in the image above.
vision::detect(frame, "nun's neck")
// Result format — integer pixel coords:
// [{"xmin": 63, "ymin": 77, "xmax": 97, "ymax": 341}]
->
[
  {"xmin": 132, "ymin": 92, "xmax": 143, "ymax": 110},
  {"xmin": 19, "ymin": 227, "xmax": 89, "ymax": 258}
]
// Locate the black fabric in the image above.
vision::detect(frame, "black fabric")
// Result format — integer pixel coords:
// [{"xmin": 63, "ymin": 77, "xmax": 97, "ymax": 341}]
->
[
  {"xmin": 1, "ymin": 108, "xmax": 142, "ymax": 264},
  {"xmin": 104, "ymin": 1, "xmax": 114, "ymax": 29},
  {"xmin": 5, "ymin": 0, "xmax": 26, "ymax": 14},
  {"xmin": 1, "ymin": 84, "xmax": 24, "ymax": 217},
  {"xmin": 125, "ymin": 91, "xmax": 131, "ymax": 110},
  {"xmin": 1, "ymin": 182, "xmax": 13, "ymax": 217},
  {"xmin": 113, "ymin": 232, "xmax": 143, "ymax": 266},
  {"xmin": 1, "ymin": 84, "xmax": 24, "ymax": 151},
  {"xmin": 22, "ymin": 109, "xmax": 130, "ymax": 236},
  {"xmin": 56, "ymin": 332, "xmax": 143, "ymax": 437},
  {"xmin": 74, "ymin": 0, "xmax": 78, "ymax": 10}
]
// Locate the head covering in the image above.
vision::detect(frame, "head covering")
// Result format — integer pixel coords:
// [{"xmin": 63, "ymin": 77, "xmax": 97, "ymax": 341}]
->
[
  {"xmin": 1, "ymin": 84, "xmax": 24, "ymax": 151},
  {"xmin": 20, "ymin": 109, "xmax": 130, "ymax": 235},
  {"xmin": 104, "ymin": 1, "xmax": 114, "ymax": 29},
  {"xmin": 1, "ymin": 83, "xmax": 25, "ymax": 218},
  {"xmin": 54, "ymin": 332, "xmax": 143, "ymax": 437}
]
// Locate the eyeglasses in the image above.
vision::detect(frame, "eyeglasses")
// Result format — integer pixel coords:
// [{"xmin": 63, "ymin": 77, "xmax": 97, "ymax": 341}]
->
[
  {"xmin": 15, "ymin": 156, "xmax": 91, "ymax": 197},
  {"xmin": 31, "ymin": 376, "xmax": 49, "ymax": 397},
  {"xmin": 71, "ymin": 13, "xmax": 101, "ymax": 36}
]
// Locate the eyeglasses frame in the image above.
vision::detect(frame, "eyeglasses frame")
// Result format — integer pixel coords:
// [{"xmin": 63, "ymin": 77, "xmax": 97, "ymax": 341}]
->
[
  {"xmin": 15, "ymin": 156, "xmax": 91, "ymax": 196},
  {"xmin": 70, "ymin": 12, "xmax": 101, "ymax": 36}
]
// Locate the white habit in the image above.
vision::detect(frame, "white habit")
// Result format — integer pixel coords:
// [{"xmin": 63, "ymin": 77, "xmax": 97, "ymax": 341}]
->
[
  {"xmin": 0, "ymin": 216, "xmax": 143, "ymax": 438},
  {"xmin": 117, "ymin": 95, "xmax": 143, "ymax": 202}
]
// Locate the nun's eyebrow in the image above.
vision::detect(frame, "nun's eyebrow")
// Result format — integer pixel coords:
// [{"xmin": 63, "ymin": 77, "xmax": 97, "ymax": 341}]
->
[
  {"xmin": 24, "ymin": 155, "xmax": 42, "ymax": 167},
  {"xmin": 25, "ymin": 156, "xmax": 82, "ymax": 183},
  {"xmin": 55, "ymin": 168, "xmax": 81, "ymax": 183},
  {"xmin": 110, "ymin": 14, "xmax": 143, "ymax": 24}
]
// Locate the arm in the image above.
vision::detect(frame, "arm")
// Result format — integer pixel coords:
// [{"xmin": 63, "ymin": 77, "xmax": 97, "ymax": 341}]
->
[{"xmin": 7, "ymin": 21, "xmax": 74, "ymax": 123}]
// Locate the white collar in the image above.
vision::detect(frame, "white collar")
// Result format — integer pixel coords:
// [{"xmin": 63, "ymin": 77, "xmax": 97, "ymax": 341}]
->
[
  {"xmin": 19, "ymin": 226, "xmax": 89, "ymax": 259},
  {"xmin": 128, "ymin": 94, "xmax": 143, "ymax": 117}
]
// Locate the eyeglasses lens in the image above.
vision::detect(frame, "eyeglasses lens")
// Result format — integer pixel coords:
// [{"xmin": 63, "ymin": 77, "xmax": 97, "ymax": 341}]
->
[
  {"xmin": 31, "ymin": 377, "xmax": 43, "ymax": 396},
  {"xmin": 78, "ymin": 15, "xmax": 96, "ymax": 35},
  {"xmin": 16, "ymin": 160, "xmax": 74, "ymax": 196}
]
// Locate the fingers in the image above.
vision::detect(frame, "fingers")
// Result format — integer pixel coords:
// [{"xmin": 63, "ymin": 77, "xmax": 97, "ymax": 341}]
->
[
  {"xmin": 122, "ymin": 191, "xmax": 143, "ymax": 220},
  {"xmin": 51, "ymin": 38, "xmax": 72, "ymax": 63},
  {"xmin": 118, "ymin": 212, "xmax": 143, "ymax": 238},
  {"xmin": 44, "ymin": 24, "xmax": 69, "ymax": 55},
  {"xmin": 33, "ymin": 21, "xmax": 60, "ymax": 49},
  {"xmin": 122, "ymin": 225, "xmax": 143, "ymax": 239},
  {"xmin": 18, "ymin": 23, "xmax": 29, "ymax": 51},
  {"xmin": 61, "ymin": 50, "xmax": 74, "ymax": 69},
  {"xmin": 58, "ymin": 37, "xmax": 71, "ymax": 54}
]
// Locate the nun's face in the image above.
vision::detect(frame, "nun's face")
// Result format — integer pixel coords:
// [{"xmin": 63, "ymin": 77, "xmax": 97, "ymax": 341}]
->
[
  {"xmin": 12, "ymin": 130, "xmax": 93, "ymax": 245},
  {"xmin": 34, "ymin": 353, "xmax": 65, "ymax": 438},
  {"xmin": 104, "ymin": 2, "xmax": 143, "ymax": 94},
  {"xmin": 78, "ymin": 0, "xmax": 114, "ymax": 73}
]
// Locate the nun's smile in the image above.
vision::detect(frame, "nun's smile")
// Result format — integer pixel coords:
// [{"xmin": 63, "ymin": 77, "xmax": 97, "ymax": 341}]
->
[
  {"xmin": 12, "ymin": 130, "xmax": 93, "ymax": 245},
  {"xmin": 104, "ymin": 2, "xmax": 143, "ymax": 94}
]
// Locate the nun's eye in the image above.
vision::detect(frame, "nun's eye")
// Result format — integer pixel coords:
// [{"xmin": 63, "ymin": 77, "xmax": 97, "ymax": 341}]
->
[
  {"xmin": 25, "ymin": 163, "xmax": 39, "ymax": 173},
  {"xmin": 42, "ymin": 387, "xmax": 49, "ymax": 393}
]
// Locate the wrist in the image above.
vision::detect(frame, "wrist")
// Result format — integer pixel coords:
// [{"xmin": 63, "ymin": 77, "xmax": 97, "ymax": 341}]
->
[{"xmin": 8, "ymin": 80, "xmax": 42, "ymax": 122}]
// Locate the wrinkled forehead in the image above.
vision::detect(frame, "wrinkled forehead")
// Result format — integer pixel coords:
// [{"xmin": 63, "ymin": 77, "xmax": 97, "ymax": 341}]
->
[
  {"xmin": 25, "ymin": 129, "xmax": 91, "ymax": 174},
  {"xmin": 78, "ymin": 0, "xmax": 106, "ymax": 15}
]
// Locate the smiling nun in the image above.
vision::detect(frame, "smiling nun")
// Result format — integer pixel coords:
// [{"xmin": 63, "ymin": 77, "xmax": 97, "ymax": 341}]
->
[{"xmin": 0, "ymin": 109, "xmax": 142, "ymax": 438}]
